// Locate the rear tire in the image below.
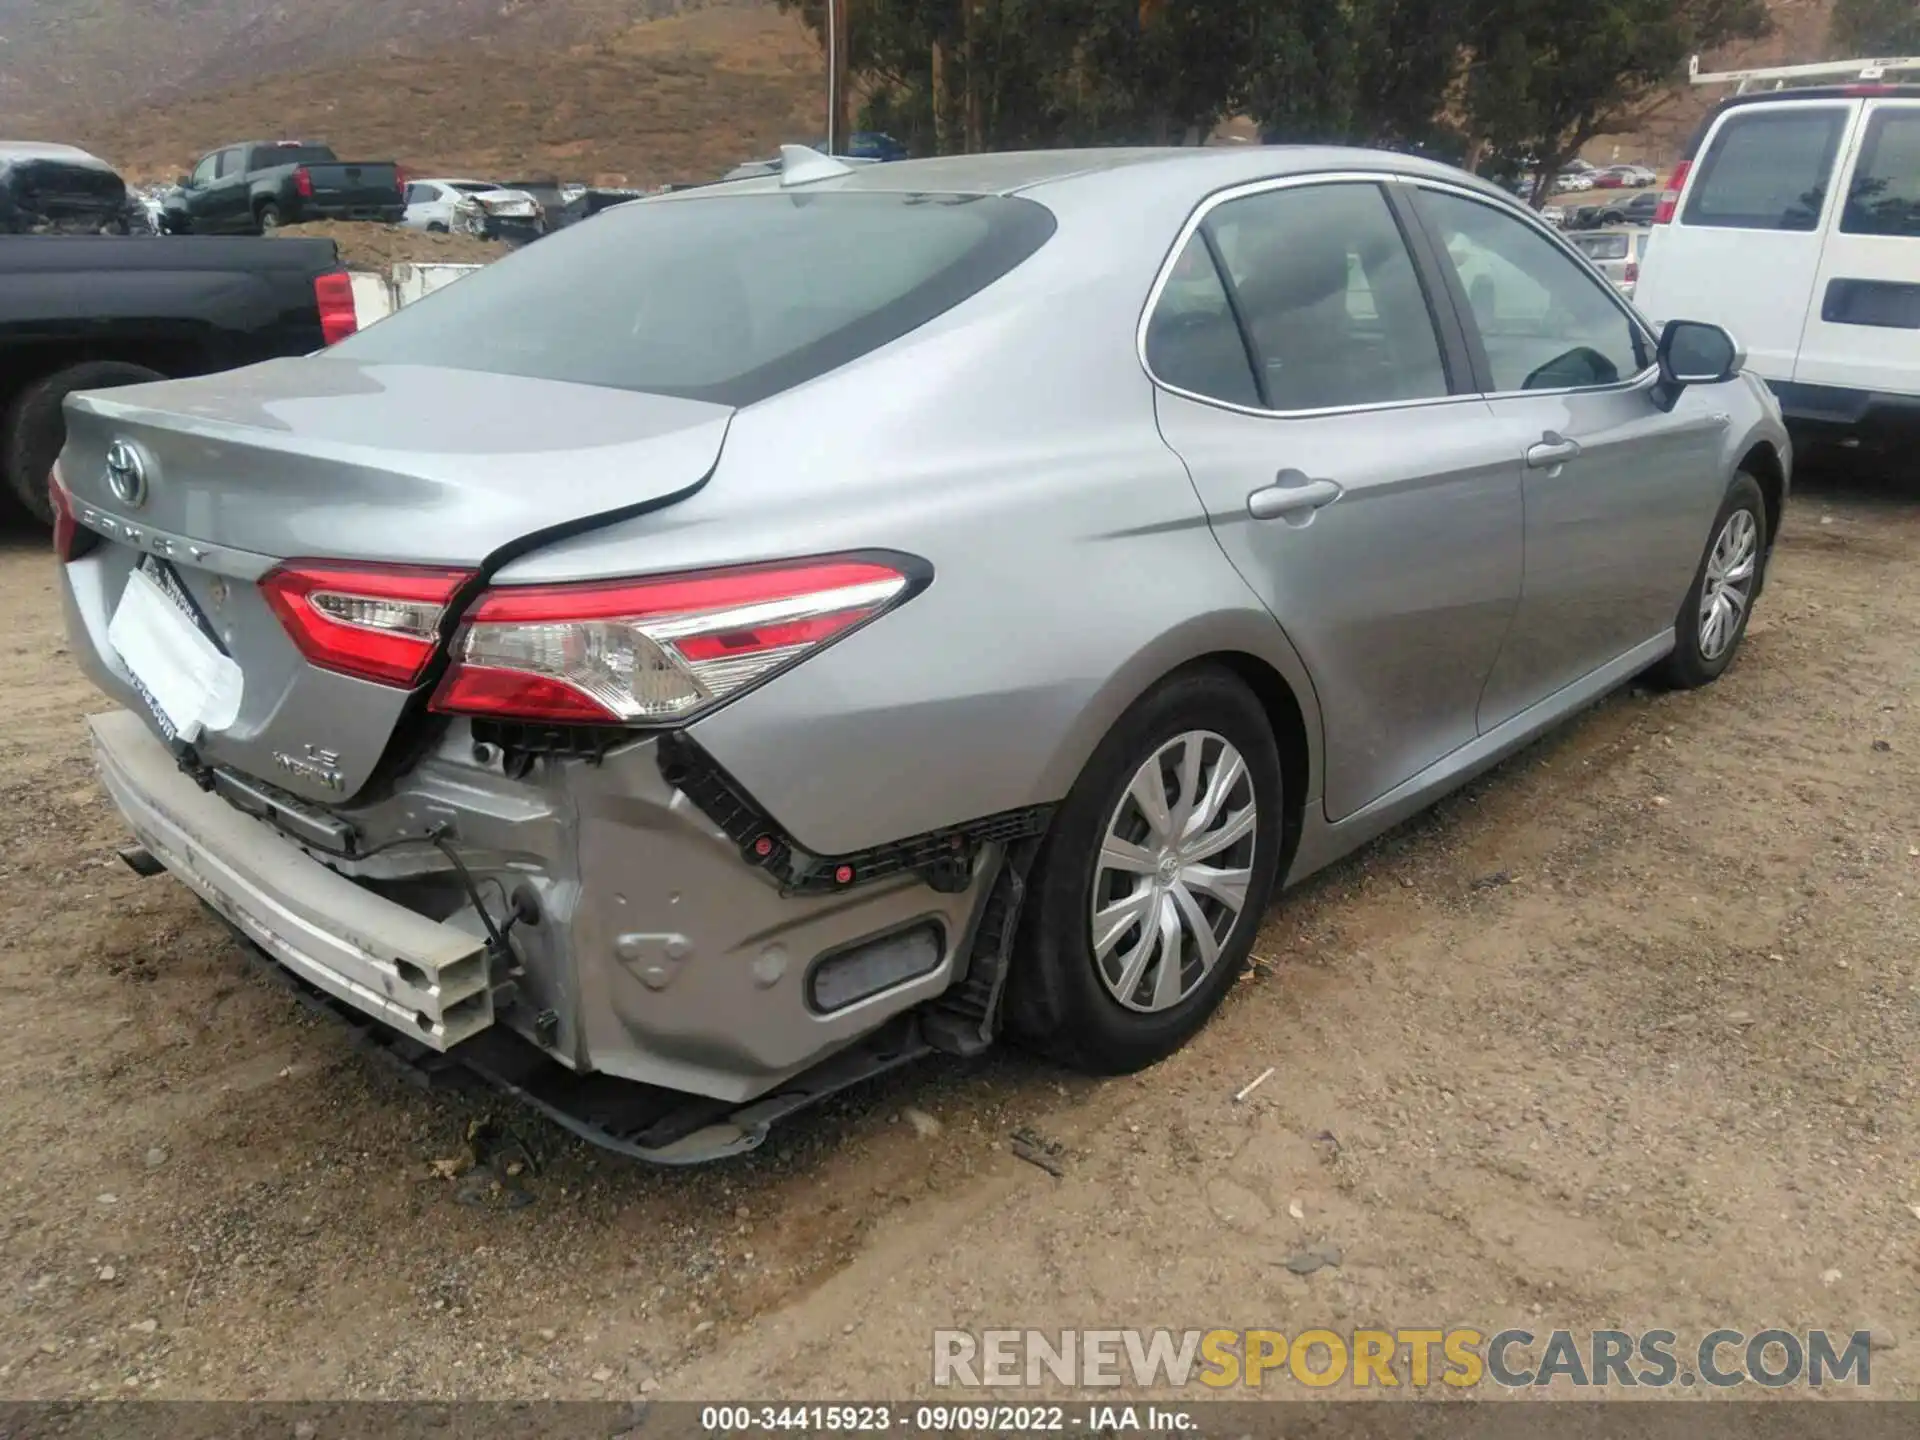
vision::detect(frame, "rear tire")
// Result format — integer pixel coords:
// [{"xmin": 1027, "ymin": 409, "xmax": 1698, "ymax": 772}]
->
[
  {"xmin": 1007, "ymin": 666, "xmax": 1282, "ymax": 1074},
  {"xmin": 2, "ymin": 361, "xmax": 168, "ymax": 526},
  {"xmin": 256, "ymin": 202, "xmax": 282, "ymax": 233},
  {"xmin": 1647, "ymin": 471, "xmax": 1767, "ymax": 690}
]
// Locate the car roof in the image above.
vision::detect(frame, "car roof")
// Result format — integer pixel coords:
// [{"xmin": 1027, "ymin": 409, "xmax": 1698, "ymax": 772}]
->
[
  {"xmin": 693, "ymin": 144, "xmax": 1510, "ymax": 207},
  {"xmin": 1683, "ymin": 84, "xmax": 1920, "ymax": 157}
]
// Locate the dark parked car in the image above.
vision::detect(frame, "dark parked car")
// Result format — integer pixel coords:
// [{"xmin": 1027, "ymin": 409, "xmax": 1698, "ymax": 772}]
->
[
  {"xmin": 0, "ymin": 235, "xmax": 355, "ymax": 523},
  {"xmin": 1603, "ymin": 190, "xmax": 1661, "ymax": 226},
  {"xmin": 0, "ymin": 142, "xmax": 145, "ymax": 235},
  {"xmin": 161, "ymin": 141, "xmax": 405, "ymax": 235}
]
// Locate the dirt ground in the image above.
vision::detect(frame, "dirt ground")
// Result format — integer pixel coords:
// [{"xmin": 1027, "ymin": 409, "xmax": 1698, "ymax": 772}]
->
[
  {"xmin": 0, "ymin": 463, "xmax": 1915, "ymax": 1403},
  {"xmin": 271, "ymin": 221, "xmax": 506, "ymax": 272}
]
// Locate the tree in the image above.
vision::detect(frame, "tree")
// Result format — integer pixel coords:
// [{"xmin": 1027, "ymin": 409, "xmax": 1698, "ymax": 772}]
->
[
  {"xmin": 1461, "ymin": 0, "xmax": 1771, "ymax": 205},
  {"xmin": 1830, "ymin": 0, "xmax": 1920, "ymax": 55},
  {"xmin": 778, "ymin": 0, "xmax": 1269, "ymax": 153}
]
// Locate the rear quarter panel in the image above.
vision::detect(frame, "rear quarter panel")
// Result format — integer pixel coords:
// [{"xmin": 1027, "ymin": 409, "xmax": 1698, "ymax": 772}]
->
[{"xmin": 489, "ymin": 185, "xmax": 1326, "ymax": 856}]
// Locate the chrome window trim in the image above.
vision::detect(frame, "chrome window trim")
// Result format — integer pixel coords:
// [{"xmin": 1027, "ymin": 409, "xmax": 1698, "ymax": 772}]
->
[{"xmin": 1135, "ymin": 168, "xmax": 1659, "ymax": 420}]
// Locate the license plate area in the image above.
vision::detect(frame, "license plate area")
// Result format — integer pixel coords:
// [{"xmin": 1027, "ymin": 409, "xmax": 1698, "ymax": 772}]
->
[{"xmin": 107, "ymin": 555, "xmax": 244, "ymax": 745}]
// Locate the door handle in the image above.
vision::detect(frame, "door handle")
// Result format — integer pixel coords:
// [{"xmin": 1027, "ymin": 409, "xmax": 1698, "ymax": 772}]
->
[
  {"xmin": 1525, "ymin": 432, "xmax": 1582, "ymax": 469},
  {"xmin": 1248, "ymin": 469, "xmax": 1344, "ymax": 522}
]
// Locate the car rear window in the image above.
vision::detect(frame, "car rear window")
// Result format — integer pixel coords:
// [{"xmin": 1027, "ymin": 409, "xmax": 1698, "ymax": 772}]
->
[
  {"xmin": 1572, "ymin": 234, "xmax": 1629, "ymax": 261},
  {"xmin": 1682, "ymin": 107, "xmax": 1847, "ymax": 231},
  {"xmin": 1841, "ymin": 109, "xmax": 1920, "ymax": 237},
  {"xmin": 330, "ymin": 191, "xmax": 1057, "ymax": 406},
  {"xmin": 259, "ymin": 145, "xmax": 338, "ymax": 168}
]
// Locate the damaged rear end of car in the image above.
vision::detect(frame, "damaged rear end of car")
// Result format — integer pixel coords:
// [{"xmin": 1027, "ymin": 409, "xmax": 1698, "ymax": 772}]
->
[
  {"xmin": 0, "ymin": 143, "xmax": 137, "ymax": 235},
  {"xmin": 56, "ymin": 181, "xmax": 1061, "ymax": 1161}
]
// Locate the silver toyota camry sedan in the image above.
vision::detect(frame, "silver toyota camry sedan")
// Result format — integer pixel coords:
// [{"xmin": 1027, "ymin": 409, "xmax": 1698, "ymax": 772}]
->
[{"xmin": 53, "ymin": 144, "xmax": 1789, "ymax": 1161}]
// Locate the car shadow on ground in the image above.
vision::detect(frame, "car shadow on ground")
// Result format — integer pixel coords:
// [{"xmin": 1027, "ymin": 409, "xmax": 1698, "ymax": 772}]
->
[
  {"xmin": 0, "ymin": 510, "xmax": 48, "ymax": 554},
  {"xmin": 1790, "ymin": 449, "xmax": 1920, "ymax": 507}
]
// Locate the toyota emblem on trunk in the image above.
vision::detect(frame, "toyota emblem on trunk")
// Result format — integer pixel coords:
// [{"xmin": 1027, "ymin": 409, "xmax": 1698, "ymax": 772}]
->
[{"xmin": 105, "ymin": 440, "xmax": 148, "ymax": 508}]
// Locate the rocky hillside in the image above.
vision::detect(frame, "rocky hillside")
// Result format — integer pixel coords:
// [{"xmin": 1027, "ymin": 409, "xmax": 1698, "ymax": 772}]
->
[
  {"xmin": 59, "ymin": 4, "xmax": 826, "ymax": 188},
  {"xmin": 0, "ymin": 0, "xmax": 734, "ymax": 129}
]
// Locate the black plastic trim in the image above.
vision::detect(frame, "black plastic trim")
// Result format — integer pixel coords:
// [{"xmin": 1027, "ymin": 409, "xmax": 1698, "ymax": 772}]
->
[
  {"xmin": 1821, "ymin": 278, "xmax": 1920, "ymax": 330},
  {"xmin": 655, "ymin": 731, "xmax": 1053, "ymax": 898}
]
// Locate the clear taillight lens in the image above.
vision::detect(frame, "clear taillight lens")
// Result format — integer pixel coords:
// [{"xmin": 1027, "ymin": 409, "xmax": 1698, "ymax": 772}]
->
[
  {"xmin": 262, "ymin": 561, "xmax": 474, "ymax": 687},
  {"xmin": 431, "ymin": 557, "xmax": 916, "ymax": 724}
]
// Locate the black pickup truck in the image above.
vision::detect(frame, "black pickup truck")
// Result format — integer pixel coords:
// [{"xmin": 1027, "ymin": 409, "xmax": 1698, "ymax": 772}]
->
[
  {"xmin": 161, "ymin": 141, "xmax": 405, "ymax": 236},
  {"xmin": 0, "ymin": 235, "xmax": 357, "ymax": 525}
]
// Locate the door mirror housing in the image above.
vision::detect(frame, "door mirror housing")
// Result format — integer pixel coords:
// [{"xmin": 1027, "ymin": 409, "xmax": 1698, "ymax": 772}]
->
[
  {"xmin": 176, "ymin": 174, "xmax": 192, "ymax": 189},
  {"xmin": 1652, "ymin": 319, "xmax": 1743, "ymax": 411}
]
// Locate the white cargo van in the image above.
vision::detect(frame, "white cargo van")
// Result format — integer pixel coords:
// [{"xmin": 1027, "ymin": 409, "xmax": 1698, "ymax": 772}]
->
[{"xmin": 1634, "ymin": 80, "xmax": 1919, "ymax": 452}]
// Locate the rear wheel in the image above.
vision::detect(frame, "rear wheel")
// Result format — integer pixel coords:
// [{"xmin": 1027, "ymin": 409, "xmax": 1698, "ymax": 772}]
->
[
  {"xmin": 1647, "ymin": 471, "xmax": 1767, "ymax": 690},
  {"xmin": 1007, "ymin": 666, "xmax": 1282, "ymax": 1074},
  {"xmin": 256, "ymin": 202, "xmax": 282, "ymax": 233},
  {"xmin": 2, "ymin": 360, "xmax": 168, "ymax": 525}
]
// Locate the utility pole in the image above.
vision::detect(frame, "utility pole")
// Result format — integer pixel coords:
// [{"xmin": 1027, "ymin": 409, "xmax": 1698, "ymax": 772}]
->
[{"xmin": 826, "ymin": 0, "xmax": 852, "ymax": 153}]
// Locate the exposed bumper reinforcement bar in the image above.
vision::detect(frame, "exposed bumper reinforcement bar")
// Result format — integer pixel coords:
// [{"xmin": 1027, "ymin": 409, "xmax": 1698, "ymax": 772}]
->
[{"xmin": 89, "ymin": 708, "xmax": 494, "ymax": 1050}]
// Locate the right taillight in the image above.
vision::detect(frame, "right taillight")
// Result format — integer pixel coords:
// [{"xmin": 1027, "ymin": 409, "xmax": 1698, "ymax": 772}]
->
[
  {"xmin": 262, "ymin": 561, "xmax": 474, "ymax": 687},
  {"xmin": 315, "ymin": 270, "xmax": 358, "ymax": 345},
  {"xmin": 1653, "ymin": 160, "xmax": 1690, "ymax": 225},
  {"xmin": 432, "ymin": 557, "xmax": 917, "ymax": 725}
]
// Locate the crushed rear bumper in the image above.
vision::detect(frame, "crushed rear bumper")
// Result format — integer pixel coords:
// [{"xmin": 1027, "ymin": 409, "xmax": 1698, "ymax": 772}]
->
[{"xmin": 88, "ymin": 708, "xmax": 494, "ymax": 1049}]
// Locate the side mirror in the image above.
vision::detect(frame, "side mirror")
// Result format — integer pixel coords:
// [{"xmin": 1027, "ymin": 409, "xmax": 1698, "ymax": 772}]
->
[
  {"xmin": 176, "ymin": 174, "xmax": 192, "ymax": 189},
  {"xmin": 1652, "ymin": 319, "xmax": 1743, "ymax": 410}
]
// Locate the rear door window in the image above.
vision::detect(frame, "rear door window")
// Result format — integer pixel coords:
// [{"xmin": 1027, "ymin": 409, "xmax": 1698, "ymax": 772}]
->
[
  {"xmin": 1144, "ymin": 235, "xmax": 1261, "ymax": 408},
  {"xmin": 1199, "ymin": 181, "xmax": 1453, "ymax": 411},
  {"xmin": 1571, "ymin": 234, "xmax": 1630, "ymax": 262},
  {"xmin": 1841, "ymin": 107, "xmax": 1920, "ymax": 237},
  {"xmin": 1682, "ymin": 106, "xmax": 1848, "ymax": 232}
]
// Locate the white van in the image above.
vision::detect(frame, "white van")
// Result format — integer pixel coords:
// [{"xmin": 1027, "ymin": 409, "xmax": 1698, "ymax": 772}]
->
[{"xmin": 1634, "ymin": 83, "xmax": 1919, "ymax": 452}]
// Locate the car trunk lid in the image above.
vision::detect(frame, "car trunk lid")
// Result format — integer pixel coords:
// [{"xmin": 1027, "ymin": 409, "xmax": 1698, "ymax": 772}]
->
[{"xmin": 61, "ymin": 356, "xmax": 731, "ymax": 804}]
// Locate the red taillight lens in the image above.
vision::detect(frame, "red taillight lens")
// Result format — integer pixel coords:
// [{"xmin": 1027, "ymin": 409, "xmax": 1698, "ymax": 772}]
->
[
  {"xmin": 49, "ymin": 460, "xmax": 96, "ymax": 561},
  {"xmin": 1653, "ymin": 160, "xmax": 1689, "ymax": 225},
  {"xmin": 1624, "ymin": 261, "xmax": 1639, "ymax": 283},
  {"xmin": 315, "ymin": 271, "xmax": 358, "ymax": 344},
  {"xmin": 262, "ymin": 561, "xmax": 474, "ymax": 687},
  {"xmin": 394, "ymin": 165, "xmax": 410, "ymax": 192},
  {"xmin": 293, "ymin": 165, "xmax": 314, "ymax": 198},
  {"xmin": 432, "ymin": 557, "xmax": 915, "ymax": 724}
]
